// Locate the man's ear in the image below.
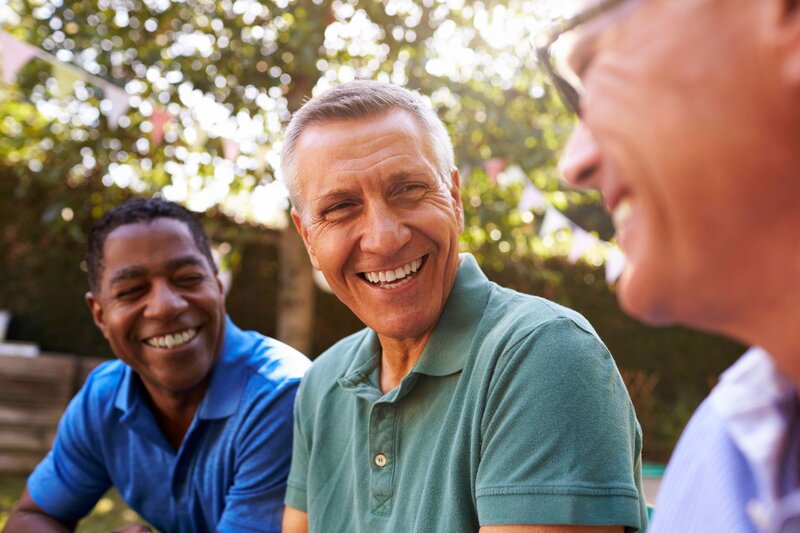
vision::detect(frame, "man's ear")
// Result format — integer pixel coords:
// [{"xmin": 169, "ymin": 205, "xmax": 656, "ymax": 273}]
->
[
  {"xmin": 85, "ymin": 292, "xmax": 108, "ymax": 339},
  {"xmin": 449, "ymin": 168, "xmax": 465, "ymax": 232},
  {"xmin": 290, "ymin": 207, "xmax": 320, "ymax": 270},
  {"xmin": 772, "ymin": 0, "xmax": 800, "ymax": 86}
]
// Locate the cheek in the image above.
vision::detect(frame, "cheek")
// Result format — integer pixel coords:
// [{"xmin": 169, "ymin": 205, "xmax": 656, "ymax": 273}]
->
[{"xmin": 309, "ymin": 227, "xmax": 350, "ymax": 270}]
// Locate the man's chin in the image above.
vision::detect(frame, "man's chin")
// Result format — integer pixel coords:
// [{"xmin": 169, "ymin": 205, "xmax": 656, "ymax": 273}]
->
[{"xmin": 617, "ymin": 271, "xmax": 677, "ymax": 327}]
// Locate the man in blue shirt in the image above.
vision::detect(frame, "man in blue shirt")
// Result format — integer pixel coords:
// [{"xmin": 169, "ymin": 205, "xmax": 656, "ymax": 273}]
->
[{"xmin": 5, "ymin": 198, "xmax": 310, "ymax": 532}]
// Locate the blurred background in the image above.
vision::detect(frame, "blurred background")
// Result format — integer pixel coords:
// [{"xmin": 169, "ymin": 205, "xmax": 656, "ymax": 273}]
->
[{"xmin": 0, "ymin": 0, "xmax": 742, "ymax": 528}]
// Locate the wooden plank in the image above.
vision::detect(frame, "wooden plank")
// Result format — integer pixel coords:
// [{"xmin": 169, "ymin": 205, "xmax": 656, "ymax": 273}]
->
[
  {"xmin": 0, "ymin": 427, "xmax": 55, "ymax": 451},
  {"xmin": 0, "ymin": 353, "xmax": 75, "ymax": 378},
  {"xmin": 0, "ymin": 404, "xmax": 63, "ymax": 427},
  {"xmin": 0, "ymin": 451, "xmax": 46, "ymax": 475},
  {"xmin": 0, "ymin": 381, "xmax": 71, "ymax": 407},
  {"xmin": 0, "ymin": 353, "xmax": 110, "ymax": 474}
]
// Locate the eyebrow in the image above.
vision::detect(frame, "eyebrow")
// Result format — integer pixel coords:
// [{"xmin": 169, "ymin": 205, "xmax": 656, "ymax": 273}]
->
[
  {"xmin": 313, "ymin": 171, "xmax": 429, "ymax": 202},
  {"xmin": 108, "ymin": 256, "xmax": 207, "ymax": 288}
]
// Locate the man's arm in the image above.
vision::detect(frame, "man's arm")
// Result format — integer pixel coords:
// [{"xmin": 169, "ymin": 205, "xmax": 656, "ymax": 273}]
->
[
  {"xmin": 4, "ymin": 487, "xmax": 75, "ymax": 532},
  {"xmin": 475, "ymin": 318, "xmax": 646, "ymax": 530},
  {"xmin": 216, "ymin": 383, "xmax": 301, "ymax": 533},
  {"xmin": 480, "ymin": 527, "xmax": 622, "ymax": 533},
  {"xmin": 281, "ymin": 505, "xmax": 308, "ymax": 533}
]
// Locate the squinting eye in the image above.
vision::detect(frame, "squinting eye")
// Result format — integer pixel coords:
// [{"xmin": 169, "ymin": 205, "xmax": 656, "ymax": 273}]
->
[
  {"xmin": 321, "ymin": 202, "xmax": 358, "ymax": 221},
  {"xmin": 176, "ymin": 275, "xmax": 204, "ymax": 286},
  {"xmin": 395, "ymin": 183, "xmax": 428, "ymax": 201},
  {"xmin": 116, "ymin": 286, "xmax": 145, "ymax": 300}
]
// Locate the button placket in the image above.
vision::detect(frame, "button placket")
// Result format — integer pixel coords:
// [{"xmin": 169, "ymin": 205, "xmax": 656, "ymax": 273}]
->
[{"xmin": 368, "ymin": 403, "xmax": 397, "ymax": 515}]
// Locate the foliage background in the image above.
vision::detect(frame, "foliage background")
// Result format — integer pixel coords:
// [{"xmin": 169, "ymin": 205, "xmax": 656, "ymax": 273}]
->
[{"xmin": 0, "ymin": 0, "xmax": 744, "ymax": 466}]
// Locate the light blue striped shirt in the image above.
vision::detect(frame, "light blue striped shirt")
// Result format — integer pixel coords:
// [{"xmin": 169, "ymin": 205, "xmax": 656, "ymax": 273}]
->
[{"xmin": 650, "ymin": 347, "xmax": 800, "ymax": 533}]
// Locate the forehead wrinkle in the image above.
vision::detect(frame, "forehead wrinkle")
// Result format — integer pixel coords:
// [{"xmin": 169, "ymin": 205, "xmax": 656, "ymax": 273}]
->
[
  {"xmin": 107, "ymin": 254, "xmax": 207, "ymax": 288},
  {"xmin": 310, "ymin": 153, "xmax": 433, "ymax": 203},
  {"xmin": 166, "ymin": 255, "xmax": 208, "ymax": 271},
  {"xmin": 109, "ymin": 265, "xmax": 148, "ymax": 287}
]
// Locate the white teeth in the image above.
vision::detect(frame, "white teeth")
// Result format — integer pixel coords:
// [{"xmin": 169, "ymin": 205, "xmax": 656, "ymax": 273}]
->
[
  {"xmin": 612, "ymin": 198, "xmax": 634, "ymax": 230},
  {"xmin": 145, "ymin": 328, "xmax": 198, "ymax": 349},
  {"xmin": 363, "ymin": 258, "xmax": 423, "ymax": 285}
]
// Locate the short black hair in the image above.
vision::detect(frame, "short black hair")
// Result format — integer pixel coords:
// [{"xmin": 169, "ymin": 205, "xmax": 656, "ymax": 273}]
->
[{"xmin": 86, "ymin": 198, "xmax": 216, "ymax": 293}]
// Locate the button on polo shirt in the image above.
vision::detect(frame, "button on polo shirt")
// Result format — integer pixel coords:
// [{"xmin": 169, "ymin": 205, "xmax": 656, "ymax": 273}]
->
[{"xmin": 286, "ymin": 254, "xmax": 648, "ymax": 532}]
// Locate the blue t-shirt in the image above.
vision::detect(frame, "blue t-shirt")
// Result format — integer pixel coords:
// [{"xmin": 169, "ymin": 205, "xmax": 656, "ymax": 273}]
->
[{"xmin": 28, "ymin": 317, "xmax": 310, "ymax": 533}]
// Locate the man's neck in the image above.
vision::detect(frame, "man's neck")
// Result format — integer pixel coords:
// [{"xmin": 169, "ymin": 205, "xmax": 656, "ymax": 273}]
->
[
  {"xmin": 143, "ymin": 380, "xmax": 208, "ymax": 450},
  {"xmin": 377, "ymin": 331, "xmax": 433, "ymax": 394}
]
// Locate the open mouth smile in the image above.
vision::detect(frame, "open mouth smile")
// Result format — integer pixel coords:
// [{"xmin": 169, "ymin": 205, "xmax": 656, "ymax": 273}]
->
[
  {"xmin": 143, "ymin": 327, "xmax": 199, "ymax": 349},
  {"xmin": 359, "ymin": 256, "xmax": 426, "ymax": 289}
]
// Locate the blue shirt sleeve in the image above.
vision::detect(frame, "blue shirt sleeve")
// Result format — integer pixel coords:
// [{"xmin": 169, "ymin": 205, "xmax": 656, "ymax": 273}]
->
[
  {"xmin": 216, "ymin": 379, "xmax": 300, "ymax": 533},
  {"xmin": 27, "ymin": 370, "xmax": 113, "ymax": 523}
]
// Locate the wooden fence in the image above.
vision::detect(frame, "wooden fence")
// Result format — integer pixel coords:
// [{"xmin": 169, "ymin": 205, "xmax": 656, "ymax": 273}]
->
[{"xmin": 0, "ymin": 353, "xmax": 104, "ymax": 474}]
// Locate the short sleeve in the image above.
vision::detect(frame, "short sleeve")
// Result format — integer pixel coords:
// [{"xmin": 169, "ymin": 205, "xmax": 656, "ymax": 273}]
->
[
  {"xmin": 217, "ymin": 380, "xmax": 300, "ymax": 533},
  {"xmin": 284, "ymin": 376, "xmax": 310, "ymax": 512},
  {"xmin": 27, "ymin": 373, "xmax": 112, "ymax": 523},
  {"xmin": 476, "ymin": 318, "xmax": 646, "ymax": 531}
]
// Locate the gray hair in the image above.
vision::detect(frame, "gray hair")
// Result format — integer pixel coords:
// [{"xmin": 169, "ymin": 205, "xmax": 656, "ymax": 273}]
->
[{"xmin": 280, "ymin": 80, "xmax": 455, "ymax": 213}]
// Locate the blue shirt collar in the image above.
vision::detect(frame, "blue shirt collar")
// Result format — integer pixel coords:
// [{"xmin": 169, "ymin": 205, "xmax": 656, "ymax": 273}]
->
[{"xmin": 114, "ymin": 315, "xmax": 249, "ymax": 421}]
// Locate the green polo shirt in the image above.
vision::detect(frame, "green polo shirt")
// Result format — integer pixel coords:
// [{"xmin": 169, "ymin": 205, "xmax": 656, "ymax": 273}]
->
[{"xmin": 286, "ymin": 254, "xmax": 647, "ymax": 532}]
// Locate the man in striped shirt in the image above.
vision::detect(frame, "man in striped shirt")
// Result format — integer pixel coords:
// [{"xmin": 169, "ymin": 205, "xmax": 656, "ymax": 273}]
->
[{"xmin": 540, "ymin": 0, "xmax": 800, "ymax": 531}]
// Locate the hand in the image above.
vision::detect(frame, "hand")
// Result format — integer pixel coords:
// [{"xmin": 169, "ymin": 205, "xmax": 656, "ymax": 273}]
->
[{"xmin": 108, "ymin": 526, "xmax": 154, "ymax": 533}]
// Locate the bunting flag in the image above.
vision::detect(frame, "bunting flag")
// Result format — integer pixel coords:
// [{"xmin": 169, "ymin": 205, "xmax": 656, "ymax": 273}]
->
[
  {"xmin": 518, "ymin": 182, "xmax": 547, "ymax": 212},
  {"xmin": 539, "ymin": 205, "xmax": 572, "ymax": 237},
  {"xmin": 484, "ymin": 157, "xmax": 506, "ymax": 183},
  {"xmin": 103, "ymin": 84, "xmax": 129, "ymax": 129},
  {"xmin": 0, "ymin": 32, "xmax": 38, "ymax": 84},
  {"xmin": 190, "ymin": 127, "xmax": 208, "ymax": 150},
  {"xmin": 52, "ymin": 62, "xmax": 82, "ymax": 97},
  {"xmin": 567, "ymin": 226, "xmax": 598, "ymax": 264},
  {"xmin": 150, "ymin": 107, "xmax": 171, "ymax": 147},
  {"xmin": 253, "ymin": 145, "xmax": 270, "ymax": 174},
  {"xmin": 604, "ymin": 245, "xmax": 627, "ymax": 283},
  {"xmin": 222, "ymin": 137, "xmax": 240, "ymax": 161},
  {"xmin": 1, "ymin": 30, "xmax": 128, "ymax": 128}
]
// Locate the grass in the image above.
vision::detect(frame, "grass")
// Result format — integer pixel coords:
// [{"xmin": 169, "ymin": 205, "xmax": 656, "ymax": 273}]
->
[{"xmin": 0, "ymin": 474, "xmax": 152, "ymax": 532}]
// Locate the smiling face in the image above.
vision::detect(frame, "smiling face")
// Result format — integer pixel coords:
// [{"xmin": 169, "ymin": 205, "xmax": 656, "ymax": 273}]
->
[
  {"xmin": 291, "ymin": 109, "xmax": 464, "ymax": 343},
  {"xmin": 86, "ymin": 218, "xmax": 226, "ymax": 406},
  {"xmin": 559, "ymin": 0, "xmax": 800, "ymax": 331}
]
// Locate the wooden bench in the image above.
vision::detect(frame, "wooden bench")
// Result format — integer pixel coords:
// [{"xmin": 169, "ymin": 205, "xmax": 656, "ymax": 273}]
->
[{"xmin": 0, "ymin": 353, "xmax": 104, "ymax": 474}]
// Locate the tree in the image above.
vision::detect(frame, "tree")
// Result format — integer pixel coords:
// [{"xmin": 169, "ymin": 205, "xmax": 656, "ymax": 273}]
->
[
  {"xmin": 1, "ymin": 0, "xmax": 579, "ymax": 353},
  {"xmin": 0, "ymin": 1, "xmax": 746, "ymax": 458}
]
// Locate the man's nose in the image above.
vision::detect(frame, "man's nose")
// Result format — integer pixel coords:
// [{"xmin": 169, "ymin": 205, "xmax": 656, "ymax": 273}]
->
[
  {"xmin": 143, "ymin": 280, "xmax": 188, "ymax": 319},
  {"xmin": 359, "ymin": 203, "xmax": 412, "ymax": 257},
  {"xmin": 559, "ymin": 121, "xmax": 602, "ymax": 189}
]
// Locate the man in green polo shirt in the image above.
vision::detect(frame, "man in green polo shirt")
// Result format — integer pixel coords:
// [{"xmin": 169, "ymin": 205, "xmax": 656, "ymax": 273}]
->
[{"xmin": 279, "ymin": 80, "xmax": 647, "ymax": 533}]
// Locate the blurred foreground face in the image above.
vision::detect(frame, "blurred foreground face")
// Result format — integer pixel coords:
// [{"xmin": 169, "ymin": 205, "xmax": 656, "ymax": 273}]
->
[
  {"xmin": 559, "ymin": 0, "xmax": 799, "ymax": 330},
  {"xmin": 290, "ymin": 109, "xmax": 463, "ymax": 342}
]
